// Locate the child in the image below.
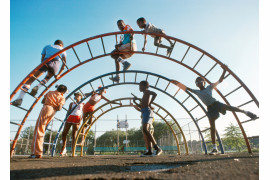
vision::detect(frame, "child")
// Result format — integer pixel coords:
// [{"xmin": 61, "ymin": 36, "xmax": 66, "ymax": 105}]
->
[
  {"xmin": 171, "ymin": 65, "xmax": 258, "ymax": 155},
  {"xmin": 12, "ymin": 40, "xmax": 67, "ymax": 106},
  {"xmin": 60, "ymin": 92, "xmax": 84, "ymax": 157},
  {"xmin": 137, "ymin": 17, "xmax": 174, "ymax": 56},
  {"xmin": 131, "ymin": 81, "xmax": 162, "ymax": 156},
  {"xmin": 29, "ymin": 84, "xmax": 67, "ymax": 158},
  {"xmin": 80, "ymin": 86, "xmax": 122, "ymax": 143},
  {"xmin": 110, "ymin": 20, "xmax": 137, "ymax": 83}
]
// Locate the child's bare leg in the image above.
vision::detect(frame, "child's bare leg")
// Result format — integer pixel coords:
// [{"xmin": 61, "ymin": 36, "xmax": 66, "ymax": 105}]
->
[
  {"xmin": 61, "ymin": 123, "xmax": 72, "ymax": 153},
  {"xmin": 72, "ymin": 124, "xmax": 79, "ymax": 152},
  {"xmin": 143, "ymin": 124, "xmax": 157, "ymax": 146},
  {"xmin": 154, "ymin": 37, "xmax": 171, "ymax": 49},
  {"xmin": 26, "ymin": 70, "xmax": 44, "ymax": 85},
  {"xmin": 209, "ymin": 118, "xmax": 216, "ymax": 144},
  {"xmin": 143, "ymin": 133, "xmax": 150, "ymax": 150}
]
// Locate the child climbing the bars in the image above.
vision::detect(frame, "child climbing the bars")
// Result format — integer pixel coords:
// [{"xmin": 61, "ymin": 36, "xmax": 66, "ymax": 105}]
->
[
  {"xmin": 110, "ymin": 19, "xmax": 137, "ymax": 83},
  {"xmin": 60, "ymin": 92, "xmax": 84, "ymax": 157},
  {"xmin": 171, "ymin": 64, "xmax": 258, "ymax": 155},
  {"xmin": 12, "ymin": 40, "xmax": 67, "ymax": 106},
  {"xmin": 131, "ymin": 81, "xmax": 162, "ymax": 156},
  {"xmin": 29, "ymin": 84, "xmax": 67, "ymax": 158},
  {"xmin": 80, "ymin": 86, "xmax": 122, "ymax": 143},
  {"xmin": 137, "ymin": 17, "xmax": 174, "ymax": 56}
]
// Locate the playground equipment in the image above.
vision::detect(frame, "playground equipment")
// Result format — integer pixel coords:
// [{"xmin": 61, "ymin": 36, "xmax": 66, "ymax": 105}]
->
[{"xmin": 10, "ymin": 31, "xmax": 259, "ymax": 157}]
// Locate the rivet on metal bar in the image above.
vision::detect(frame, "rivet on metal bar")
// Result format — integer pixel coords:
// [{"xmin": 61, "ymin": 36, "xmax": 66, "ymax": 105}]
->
[
  {"xmin": 224, "ymin": 86, "xmax": 242, "ymax": 97},
  {"xmin": 204, "ymin": 62, "xmax": 218, "ymax": 77},
  {"xmin": 193, "ymin": 54, "xmax": 204, "ymax": 69},
  {"xmin": 72, "ymin": 47, "xmax": 81, "ymax": 63},
  {"xmin": 101, "ymin": 37, "xmax": 106, "ymax": 54},
  {"xmin": 237, "ymin": 100, "xmax": 254, "ymax": 108},
  {"xmin": 86, "ymin": 42, "xmax": 93, "ymax": 58},
  {"xmin": 181, "ymin": 46, "xmax": 190, "ymax": 62}
]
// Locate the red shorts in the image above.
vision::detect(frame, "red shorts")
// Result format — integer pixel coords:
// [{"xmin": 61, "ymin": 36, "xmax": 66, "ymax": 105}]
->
[
  {"xmin": 83, "ymin": 102, "xmax": 95, "ymax": 113},
  {"xmin": 66, "ymin": 115, "xmax": 81, "ymax": 124}
]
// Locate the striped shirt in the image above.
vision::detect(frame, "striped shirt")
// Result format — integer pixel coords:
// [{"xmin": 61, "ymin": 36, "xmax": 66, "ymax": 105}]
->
[{"xmin": 190, "ymin": 85, "xmax": 217, "ymax": 106}]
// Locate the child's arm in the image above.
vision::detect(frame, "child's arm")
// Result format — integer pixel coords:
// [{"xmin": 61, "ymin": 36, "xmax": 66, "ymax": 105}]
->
[
  {"xmin": 142, "ymin": 34, "xmax": 147, "ymax": 52},
  {"xmin": 102, "ymin": 96, "xmax": 122, "ymax": 106},
  {"xmin": 130, "ymin": 102, "xmax": 141, "ymax": 112},
  {"xmin": 171, "ymin": 80, "xmax": 193, "ymax": 92},
  {"xmin": 66, "ymin": 102, "xmax": 73, "ymax": 115},
  {"xmin": 148, "ymin": 90, "xmax": 157, "ymax": 110},
  {"xmin": 211, "ymin": 65, "xmax": 227, "ymax": 88},
  {"xmin": 55, "ymin": 56, "xmax": 66, "ymax": 79}
]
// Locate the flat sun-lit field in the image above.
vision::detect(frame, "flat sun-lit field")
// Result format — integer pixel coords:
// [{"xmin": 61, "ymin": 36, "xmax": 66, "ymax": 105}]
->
[{"xmin": 10, "ymin": 153, "xmax": 259, "ymax": 180}]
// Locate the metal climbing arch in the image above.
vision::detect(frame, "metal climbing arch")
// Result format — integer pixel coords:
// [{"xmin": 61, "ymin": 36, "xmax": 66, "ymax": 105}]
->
[{"xmin": 10, "ymin": 31, "xmax": 259, "ymax": 157}]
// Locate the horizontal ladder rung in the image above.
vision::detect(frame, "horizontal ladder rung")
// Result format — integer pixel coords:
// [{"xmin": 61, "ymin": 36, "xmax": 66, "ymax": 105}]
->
[
  {"xmin": 196, "ymin": 115, "xmax": 207, "ymax": 121},
  {"xmin": 43, "ymin": 142, "xmax": 53, "ymax": 145},
  {"xmin": 54, "ymin": 117, "xmax": 63, "ymax": 122},
  {"xmin": 201, "ymin": 128, "xmax": 210, "ymax": 133},
  {"xmin": 237, "ymin": 100, "xmax": 254, "ymax": 108},
  {"xmin": 10, "ymin": 121, "xmax": 22, "ymax": 126},
  {"xmin": 189, "ymin": 105, "xmax": 199, "ymax": 112},
  {"xmin": 182, "ymin": 96, "xmax": 190, "ymax": 104},
  {"xmin": 224, "ymin": 86, "xmax": 242, "ymax": 97},
  {"xmin": 11, "ymin": 104, "xmax": 28, "ymax": 112},
  {"xmin": 241, "ymin": 117, "xmax": 259, "ymax": 124},
  {"xmin": 204, "ymin": 63, "xmax": 217, "ymax": 77}
]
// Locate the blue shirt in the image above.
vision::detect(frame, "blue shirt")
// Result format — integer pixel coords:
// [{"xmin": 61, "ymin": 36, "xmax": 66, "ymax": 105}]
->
[{"xmin": 41, "ymin": 45, "xmax": 67, "ymax": 61}]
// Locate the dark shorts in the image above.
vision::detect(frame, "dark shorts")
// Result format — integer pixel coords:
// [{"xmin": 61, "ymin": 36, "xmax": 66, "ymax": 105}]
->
[
  {"xmin": 39, "ymin": 59, "xmax": 60, "ymax": 74},
  {"xmin": 141, "ymin": 107, "xmax": 154, "ymax": 124},
  {"xmin": 207, "ymin": 101, "xmax": 226, "ymax": 120}
]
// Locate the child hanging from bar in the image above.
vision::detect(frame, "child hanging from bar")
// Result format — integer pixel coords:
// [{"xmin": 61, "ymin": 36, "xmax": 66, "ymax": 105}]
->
[
  {"xmin": 131, "ymin": 81, "xmax": 162, "ymax": 156},
  {"xmin": 60, "ymin": 92, "xmax": 84, "ymax": 156},
  {"xmin": 80, "ymin": 86, "xmax": 122, "ymax": 143},
  {"xmin": 29, "ymin": 84, "xmax": 67, "ymax": 158},
  {"xmin": 11, "ymin": 40, "xmax": 67, "ymax": 106},
  {"xmin": 137, "ymin": 17, "xmax": 174, "ymax": 56},
  {"xmin": 109, "ymin": 19, "xmax": 137, "ymax": 83},
  {"xmin": 171, "ymin": 64, "xmax": 258, "ymax": 155}
]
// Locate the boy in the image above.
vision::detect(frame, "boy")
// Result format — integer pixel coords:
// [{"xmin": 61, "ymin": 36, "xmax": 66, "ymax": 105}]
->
[
  {"xmin": 110, "ymin": 20, "xmax": 137, "ymax": 83},
  {"xmin": 60, "ymin": 92, "xmax": 84, "ymax": 156},
  {"xmin": 131, "ymin": 81, "xmax": 162, "ymax": 156},
  {"xmin": 171, "ymin": 65, "xmax": 257, "ymax": 155},
  {"xmin": 80, "ymin": 86, "xmax": 122, "ymax": 143},
  {"xmin": 137, "ymin": 17, "xmax": 174, "ymax": 56},
  {"xmin": 12, "ymin": 40, "xmax": 67, "ymax": 106},
  {"xmin": 29, "ymin": 84, "xmax": 67, "ymax": 158}
]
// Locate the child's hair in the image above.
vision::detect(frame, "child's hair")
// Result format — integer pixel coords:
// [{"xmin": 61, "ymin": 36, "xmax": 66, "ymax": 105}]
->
[
  {"xmin": 137, "ymin": 17, "xmax": 146, "ymax": 23},
  {"xmin": 140, "ymin": 80, "xmax": 149, "ymax": 88},
  {"xmin": 195, "ymin": 77, "xmax": 205, "ymax": 83},
  {"xmin": 56, "ymin": 84, "xmax": 67, "ymax": 93},
  {"xmin": 54, "ymin": 40, "xmax": 64, "ymax": 46},
  {"xmin": 117, "ymin": 19, "xmax": 124, "ymax": 24}
]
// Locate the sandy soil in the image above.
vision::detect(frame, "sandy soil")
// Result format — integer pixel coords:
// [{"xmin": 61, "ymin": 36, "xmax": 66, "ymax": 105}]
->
[{"xmin": 10, "ymin": 152, "xmax": 259, "ymax": 180}]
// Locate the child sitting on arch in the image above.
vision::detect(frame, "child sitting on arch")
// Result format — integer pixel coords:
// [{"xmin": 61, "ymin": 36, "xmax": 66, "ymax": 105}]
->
[
  {"xmin": 137, "ymin": 17, "xmax": 174, "ymax": 56},
  {"xmin": 60, "ymin": 92, "xmax": 84, "ymax": 157},
  {"xmin": 110, "ymin": 19, "xmax": 137, "ymax": 83},
  {"xmin": 12, "ymin": 40, "xmax": 67, "ymax": 106},
  {"xmin": 171, "ymin": 64, "xmax": 258, "ymax": 155}
]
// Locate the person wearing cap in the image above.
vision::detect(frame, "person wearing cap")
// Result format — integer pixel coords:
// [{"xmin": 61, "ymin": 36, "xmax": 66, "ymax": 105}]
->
[
  {"xmin": 29, "ymin": 84, "xmax": 67, "ymax": 158},
  {"xmin": 60, "ymin": 92, "xmax": 84, "ymax": 156},
  {"xmin": 80, "ymin": 86, "xmax": 122, "ymax": 143}
]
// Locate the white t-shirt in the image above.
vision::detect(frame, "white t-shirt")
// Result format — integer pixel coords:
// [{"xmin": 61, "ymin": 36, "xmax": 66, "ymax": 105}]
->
[
  {"xmin": 70, "ymin": 102, "xmax": 84, "ymax": 116},
  {"xmin": 41, "ymin": 45, "xmax": 67, "ymax": 61},
  {"xmin": 190, "ymin": 85, "xmax": 217, "ymax": 106},
  {"xmin": 144, "ymin": 22, "xmax": 161, "ymax": 37}
]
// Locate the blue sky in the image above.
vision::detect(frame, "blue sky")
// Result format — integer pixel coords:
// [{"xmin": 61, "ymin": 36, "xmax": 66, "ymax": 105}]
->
[{"xmin": 10, "ymin": 0, "xmax": 259, "ymax": 140}]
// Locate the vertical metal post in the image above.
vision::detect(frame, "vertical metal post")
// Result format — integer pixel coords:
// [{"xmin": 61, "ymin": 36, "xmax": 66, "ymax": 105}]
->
[
  {"xmin": 125, "ymin": 114, "xmax": 128, "ymax": 153},
  {"xmin": 188, "ymin": 123, "xmax": 193, "ymax": 154},
  {"xmin": 94, "ymin": 123, "xmax": 97, "ymax": 155},
  {"xmin": 117, "ymin": 115, "xmax": 119, "ymax": 155},
  {"xmin": 47, "ymin": 120, "xmax": 54, "ymax": 155},
  {"xmin": 25, "ymin": 126, "xmax": 31, "ymax": 154}
]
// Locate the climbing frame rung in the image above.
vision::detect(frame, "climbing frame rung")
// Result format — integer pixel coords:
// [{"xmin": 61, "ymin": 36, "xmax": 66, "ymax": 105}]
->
[
  {"xmin": 86, "ymin": 41, "xmax": 94, "ymax": 58},
  {"xmin": 237, "ymin": 100, "xmax": 254, "ymax": 108},
  {"xmin": 193, "ymin": 54, "xmax": 204, "ymax": 69},
  {"xmin": 62, "ymin": 107, "xmax": 68, "ymax": 111},
  {"xmin": 197, "ymin": 115, "xmax": 207, "ymax": 121},
  {"xmin": 100, "ymin": 78, "xmax": 105, "ymax": 87},
  {"xmin": 164, "ymin": 82, "xmax": 170, "ymax": 91},
  {"xmin": 168, "ymin": 40, "xmax": 176, "ymax": 58},
  {"xmin": 43, "ymin": 142, "xmax": 53, "ymax": 145},
  {"xmin": 224, "ymin": 86, "xmax": 242, "ymax": 97},
  {"xmin": 10, "ymin": 121, "xmax": 22, "ymax": 126},
  {"xmin": 181, "ymin": 46, "xmax": 190, "ymax": 62},
  {"xmin": 11, "ymin": 104, "xmax": 28, "ymax": 112},
  {"xmin": 54, "ymin": 117, "xmax": 63, "ymax": 122},
  {"xmin": 182, "ymin": 96, "xmax": 190, "ymax": 104},
  {"xmin": 204, "ymin": 62, "xmax": 218, "ymax": 77},
  {"xmin": 89, "ymin": 82, "xmax": 94, "ymax": 91},
  {"xmin": 146, "ymin": 74, "xmax": 149, "ymax": 81},
  {"xmin": 189, "ymin": 105, "xmax": 199, "ymax": 113},
  {"xmin": 101, "ymin": 37, "xmax": 106, "ymax": 54},
  {"xmin": 19, "ymin": 87, "xmax": 38, "ymax": 99},
  {"xmin": 155, "ymin": 77, "xmax": 160, "ymax": 87},
  {"xmin": 58, "ymin": 55, "xmax": 69, "ymax": 70},
  {"xmin": 134, "ymin": 72, "xmax": 137, "ymax": 83},
  {"xmin": 173, "ymin": 88, "xmax": 181, "ymax": 97},
  {"xmin": 201, "ymin": 128, "xmax": 210, "ymax": 133},
  {"xmin": 241, "ymin": 117, "xmax": 259, "ymax": 124},
  {"xmin": 72, "ymin": 47, "xmax": 81, "ymax": 63}
]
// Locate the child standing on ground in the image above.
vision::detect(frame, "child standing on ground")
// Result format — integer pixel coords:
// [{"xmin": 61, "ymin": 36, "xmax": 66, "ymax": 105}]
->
[
  {"xmin": 131, "ymin": 81, "xmax": 162, "ymax": 156},
  {"xmin": 12, "ymin": 40, "xmax": 67, "ymax": 106},
  {"xmin": 110, "ymin": 19, "xmax": 137, "ymax": 83},
  {"xmin": 29, "ymin": 84, "xmax": 67, "ymax": 158},
  {"xmin": 60, "ymin": 92, "xmax": 84, "ymax": 156},
  {"xmin": 137, "ymin": 17, "xmax": 174, "ymax": 56},
  {"xmin": 171, "ymin": 65, "xmax": 258, "ymax": 155}
]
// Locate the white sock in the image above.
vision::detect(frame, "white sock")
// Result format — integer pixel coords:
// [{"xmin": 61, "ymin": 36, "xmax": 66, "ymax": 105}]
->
[
  {"xmin": 117, "ymin": 57, "xmax": 125, "ymax": 64},
  {"xmin": 17, "ymin": 84, "xmax": 30, "ymax": 100},
  {"xmin": 213, "ymin": 144, "xmax": 217, "ymax": 150},
  {"xmin": 37, "ymin": 79, "xmax": 47, "ymax": 88}
]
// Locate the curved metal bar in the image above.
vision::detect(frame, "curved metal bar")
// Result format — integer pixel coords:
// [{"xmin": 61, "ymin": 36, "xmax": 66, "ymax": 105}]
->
[
  {"xmin": 51, "ymin": 71, "xmax": 214, "ymax": 156},
  {"xmin": 71, "ymin": 97, "xmax": 188, "ymax": 156},
  {"xmin": 10, "ymin": 31, "xmax": 256, "ymax": 156}
]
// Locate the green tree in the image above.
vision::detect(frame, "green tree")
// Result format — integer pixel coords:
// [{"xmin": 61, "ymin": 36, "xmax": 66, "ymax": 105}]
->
[{"xmin": 223, "ymin": 123, "xmax": 245, "ymax": 152}]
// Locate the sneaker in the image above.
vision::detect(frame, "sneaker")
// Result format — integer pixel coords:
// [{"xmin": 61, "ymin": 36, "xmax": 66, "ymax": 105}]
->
[
  {"xmin": 11, "ymin": 99, "xmax": 23, "ymax": 106},
  {"xmin": 154, "ymin": 148, "xmax": 163, "ymax": 156},
  {"xmin": 140, "ymin": 151, "xmax": 153, "ymax": 157},
  {"xmin": 209, "ymin": 149, "xmax": 218, "ymax": 155},
  {"xmin": 28, "ymin": 154, "xmax": 42, "ymax": 158},
  {"xmin": 123, "ymin": 61, "xmax": 131, "ymax": 71},
  {"xmin": 60, "ymin": 148, "xmax": 67, "ymax": 157},
  {"xmin": 245, "ymin": 111, "xmax": 257, "ymax": 119},
  {"xmin": 109, "ymin": 76, "xmax": 120, "ymax": 83},
  {"xmin": 30, "ymin": 86, "xmax": 39, "ymax": 96}
]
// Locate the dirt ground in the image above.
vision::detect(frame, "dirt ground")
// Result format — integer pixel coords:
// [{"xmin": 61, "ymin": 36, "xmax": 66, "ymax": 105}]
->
[{"xmin": 10, "ymin": 152, "xmax": 259, "ymax": 180}]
